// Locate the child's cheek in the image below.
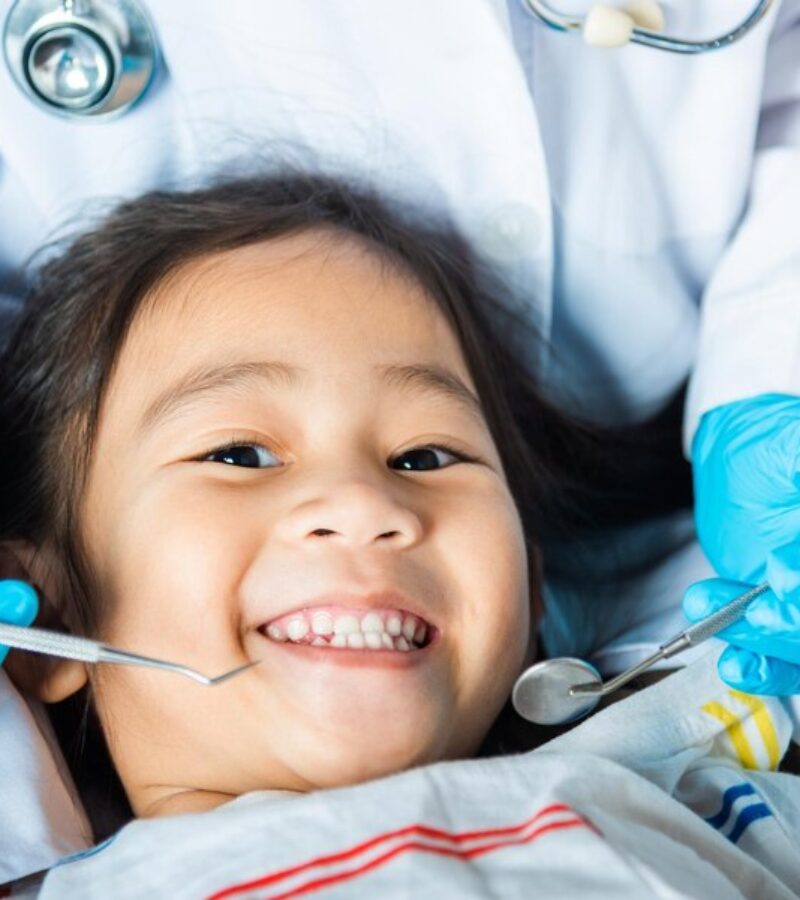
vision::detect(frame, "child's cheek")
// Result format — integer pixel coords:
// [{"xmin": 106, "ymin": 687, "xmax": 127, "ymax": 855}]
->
[
  {"xmin": 91, "ymin": 474, "xmax": 256, "ymax": 664},
  {"xmin": 438, "ymin": 481, "xmax": 531, "ymax": 747}
]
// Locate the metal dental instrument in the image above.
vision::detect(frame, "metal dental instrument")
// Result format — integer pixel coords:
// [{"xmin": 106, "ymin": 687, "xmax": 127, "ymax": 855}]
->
[
  {"xmin": 512, "ymin": 581, "xmax": 769, "ymax": 726},
  {"xmin": 0, "ymin": 620, "xmax": 258, "ymax": 685}
]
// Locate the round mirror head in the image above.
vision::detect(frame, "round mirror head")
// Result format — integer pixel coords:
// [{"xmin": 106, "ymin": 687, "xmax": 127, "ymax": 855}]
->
[{"xmin": 512, "ymin": 657, "xmax": 603, "ymax": 726}]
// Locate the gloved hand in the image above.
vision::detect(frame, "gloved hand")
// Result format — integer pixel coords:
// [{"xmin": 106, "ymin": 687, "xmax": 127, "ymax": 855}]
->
[
  {"xmin": 0, "ymin": 580, "xmax": 38, "ymax": 666},
  {"xmin": 688, "ymin": 393, "xmax": 800, "ymax": 694},
  {"xmin": 684, "ymin": 578, "xmax": 800, "ymax": 695}
]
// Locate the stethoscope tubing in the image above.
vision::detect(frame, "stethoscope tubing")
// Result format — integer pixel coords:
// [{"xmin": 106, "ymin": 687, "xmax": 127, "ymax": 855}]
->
[{"xmin": 520, "ymin": 0, "xmax": 777, "ymax": 53}]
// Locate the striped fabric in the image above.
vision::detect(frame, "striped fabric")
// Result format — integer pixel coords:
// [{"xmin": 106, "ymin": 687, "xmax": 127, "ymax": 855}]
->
[{"xmin": 35, "ymin": 650, "xmax": 800, "ymax": 899}]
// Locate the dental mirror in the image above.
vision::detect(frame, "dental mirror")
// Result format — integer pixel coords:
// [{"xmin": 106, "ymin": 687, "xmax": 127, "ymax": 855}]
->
[
  {"xmin": 513, "ymin": 581, "xmax": 769, "ymax": 727},
  {"xmin": 512, "ymin": 657, "xmax": 603, "ymax": 726}
]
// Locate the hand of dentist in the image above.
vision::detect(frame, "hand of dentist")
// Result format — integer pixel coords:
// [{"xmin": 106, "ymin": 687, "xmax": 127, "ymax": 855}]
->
[
  {"xmin": 686, "ymin": 393, "xmax": 800, "ymax": 695},
  {"xmin": 0, "ymin": 580, "xmax": 38, "ymax": 666}
]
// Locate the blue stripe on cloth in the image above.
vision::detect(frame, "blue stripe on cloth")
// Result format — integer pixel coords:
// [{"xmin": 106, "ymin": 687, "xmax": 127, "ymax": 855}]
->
[
  {"xmin": 54, "ymin": 834, "xmax": 118, "ymax": 867},
  {"xmin": 727, "ymin": 803, "xmax": 773, "ymax": 845},
  {"xmin": 704, "ymin": 782, "xmax": 756, "ymax": 830}
]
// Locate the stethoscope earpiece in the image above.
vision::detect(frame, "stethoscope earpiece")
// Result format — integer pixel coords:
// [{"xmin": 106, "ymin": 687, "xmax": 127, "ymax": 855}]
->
[{"xmin": 3, "ymin": 0, "xmax": 157, "ymax": 119}]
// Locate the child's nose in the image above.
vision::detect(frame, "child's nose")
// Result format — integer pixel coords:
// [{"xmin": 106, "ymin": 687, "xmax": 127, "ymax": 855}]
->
[{"xmin": 276, "ymin": 481, "xmax": 423, "ymax": 550}]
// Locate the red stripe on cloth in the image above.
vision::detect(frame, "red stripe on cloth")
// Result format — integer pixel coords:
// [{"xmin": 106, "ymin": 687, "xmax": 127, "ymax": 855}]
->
[
  {"xmin": 208, "ymin": 804, "xmax": 587, "ymax": 900},
  {"xmin": 261, "ymin": 817, "xmax": 586, "ymax": 900}
]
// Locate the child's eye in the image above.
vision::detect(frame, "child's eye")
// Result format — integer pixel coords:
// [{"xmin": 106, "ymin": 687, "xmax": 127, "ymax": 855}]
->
[
  {"xmin": 390, "ymin": 445, "xmax": 475, "ymax": 472},
  {"xmin": 203, "ymin": 444, "xmax": 281, "ymax": 469}
]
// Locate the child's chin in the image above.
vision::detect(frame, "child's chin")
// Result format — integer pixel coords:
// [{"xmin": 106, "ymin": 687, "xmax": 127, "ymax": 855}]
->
[
  {"xmin": 297, "ymin": 725, "xmax": 448, "ymax": 790},
  {"xmin": 315, "ymin": 753, "xmax": 433, "ymax": 789}
]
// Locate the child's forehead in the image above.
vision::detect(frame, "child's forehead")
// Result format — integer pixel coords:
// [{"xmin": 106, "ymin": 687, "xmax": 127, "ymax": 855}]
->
[
  {"xmin": 138, "ymin": 229, "xmax": 438, "ymax": 335},
  {"xmin": 151, "ymin": 228, "xmax": 412, "ymax": 304},
  {"xmin": 112, "ymin": 229, "xmax": 477, "ymax": 408}
]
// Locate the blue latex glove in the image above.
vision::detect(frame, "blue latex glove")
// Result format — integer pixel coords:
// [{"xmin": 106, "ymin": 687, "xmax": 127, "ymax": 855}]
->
[
  {"xmin": 684, "ymin": 578, "xmax": 800, "ymax": 695},
  {"xmin": 0, "ymin": 580, "xmax": 38, "ymax": 666},
  {"xmin": 689, "ymin": 393, "xmax": 800, "ymax": 694}
]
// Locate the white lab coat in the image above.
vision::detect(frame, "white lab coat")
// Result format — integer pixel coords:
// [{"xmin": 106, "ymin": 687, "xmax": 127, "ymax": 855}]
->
[{"xmin": 0, "ymin": 0, "xmax": 798, "ymax": 444}]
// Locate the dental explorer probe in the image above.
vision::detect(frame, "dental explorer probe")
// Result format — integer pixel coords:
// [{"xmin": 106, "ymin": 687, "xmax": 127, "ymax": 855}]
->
[
  {"xmin": 512, "ymin": 582, "xmax": 769, "ymax": 726},
  {"xmin": 0, "ymin": 620, "xmax": 258, "ymax": 685}
]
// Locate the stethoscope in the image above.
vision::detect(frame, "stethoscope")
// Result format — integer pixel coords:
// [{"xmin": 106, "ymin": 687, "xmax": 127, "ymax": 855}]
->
[{"xmin": 1, "ymin": 0, "xmax": 779, "ymax": 119}]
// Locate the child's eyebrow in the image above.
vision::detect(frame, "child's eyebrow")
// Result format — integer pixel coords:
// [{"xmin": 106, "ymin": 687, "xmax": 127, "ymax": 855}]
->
[
  {"xmin": 138, "ymin": 361, "xmax": 300, "ymax": 434},
  {"xmin": 378, "ymin": 363, "xmax": 485, "ymax": 426},
  {"xmin": 137, "ymin": 360, "xmax": 485, "ymax": 435}
]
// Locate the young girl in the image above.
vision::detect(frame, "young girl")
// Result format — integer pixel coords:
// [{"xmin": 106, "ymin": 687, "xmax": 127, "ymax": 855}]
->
[
  {"xmin": 3, "ymin": 176, "xmax": 800, "ymax": 900},
  {"xmin": 0, "ymin": 173, "xmax": 576, "ymax": 823}
]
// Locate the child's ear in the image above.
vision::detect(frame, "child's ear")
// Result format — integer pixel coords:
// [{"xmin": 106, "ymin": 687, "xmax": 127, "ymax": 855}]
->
[
  {"xmin": 0, "ymin": 543, "xmax": 30, "ymax": 583},
  {"xmin": 0, "ymin": 541, "xmax": 89, "ymax": 703}
]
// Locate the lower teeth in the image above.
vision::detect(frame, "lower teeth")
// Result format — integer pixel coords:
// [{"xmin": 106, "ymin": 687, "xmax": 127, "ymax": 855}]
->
[{"xmin": 272, "ymin": 632, "xmax": 423, "ymax": 651}]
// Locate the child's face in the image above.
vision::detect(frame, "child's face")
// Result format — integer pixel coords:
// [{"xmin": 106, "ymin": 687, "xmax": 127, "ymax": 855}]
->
[{"xmin": 76, "ymin": 230, "xmax": 533, "ymax": 816}]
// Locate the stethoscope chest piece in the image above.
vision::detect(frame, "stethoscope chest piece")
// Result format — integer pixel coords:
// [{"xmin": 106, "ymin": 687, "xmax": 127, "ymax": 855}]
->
[{"xmin": 3, "ymin": 0, "xmax": 157, "ymax": 118}]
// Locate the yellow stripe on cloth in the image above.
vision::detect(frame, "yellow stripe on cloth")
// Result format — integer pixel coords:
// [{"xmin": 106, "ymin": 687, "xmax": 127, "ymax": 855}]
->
[
  {"xmin": 702, "ymin": 701, "xmax": 757, "ymax": 769},
  {"xmin": 728, "ymin": 690, "xmax": 781, "ymax": 771}
]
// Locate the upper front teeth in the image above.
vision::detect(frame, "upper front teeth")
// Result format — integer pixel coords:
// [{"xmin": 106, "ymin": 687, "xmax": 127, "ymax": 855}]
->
[
  {"xmin": 264, "ymin": 609, "xmax": 429, "ymax": 651},
  {"xmin": 361, "ymin": 612, "xmax": 383, "ymax": 633},
  {"xmin": 333, "ymin": 615, "xmax": 360, "ymax": 636},
  {"xmin": 311, "ymin": 612, "xmax": 333, "ymax": 635},
  {"xmin": 287, "ymin": 618, "xmax": 309, "ymax": 641}
]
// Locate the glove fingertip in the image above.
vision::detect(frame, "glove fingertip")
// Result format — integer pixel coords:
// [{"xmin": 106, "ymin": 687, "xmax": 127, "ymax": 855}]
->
[
  {"xmin": 0, "ymin": 580, "xmax": 38, "ymax": 626},
  {"xmin": 717, "ymin": 647, "xmax": 747, "ymax": 686},
  {"xmin": 716, "ymin": 646, "xmax": 800, "ymax": 695},
  {"xmin": 717, "ymin": 646, "xmax": 774, "ymax": 693},
  {"xmin": 0, "ymin": 581, "xmax": 38, "ymax": 670},
  {"xmin": 683, "ymin": 584, "xmax": 712, "ymax": 622},
  {"xmin": 766, "ymin": 542, "xmax": 800, "ymax": 602}
]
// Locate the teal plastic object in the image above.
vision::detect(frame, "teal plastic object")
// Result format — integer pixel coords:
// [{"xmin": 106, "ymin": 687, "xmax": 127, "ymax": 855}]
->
[{"xmin": 0, "ymin": 580, "xmax": 38, "ymax": 665}]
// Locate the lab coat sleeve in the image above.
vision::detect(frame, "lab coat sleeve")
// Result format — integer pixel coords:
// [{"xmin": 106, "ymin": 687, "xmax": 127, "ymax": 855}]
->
[{"xmin": 684, "ymin": 2, "xmax": 800, "ymax": 451}]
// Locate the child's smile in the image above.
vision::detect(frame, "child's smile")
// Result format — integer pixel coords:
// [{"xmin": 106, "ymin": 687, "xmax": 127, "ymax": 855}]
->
[{"xmin": 259, "ymin": 596, "xmax": 436, "ymax": 653}]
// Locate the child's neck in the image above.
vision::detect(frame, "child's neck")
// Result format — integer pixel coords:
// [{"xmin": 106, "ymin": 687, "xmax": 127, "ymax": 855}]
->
[{"xmin": 139, "ymin": 788, "xmax": 237, "ymax": 818}]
